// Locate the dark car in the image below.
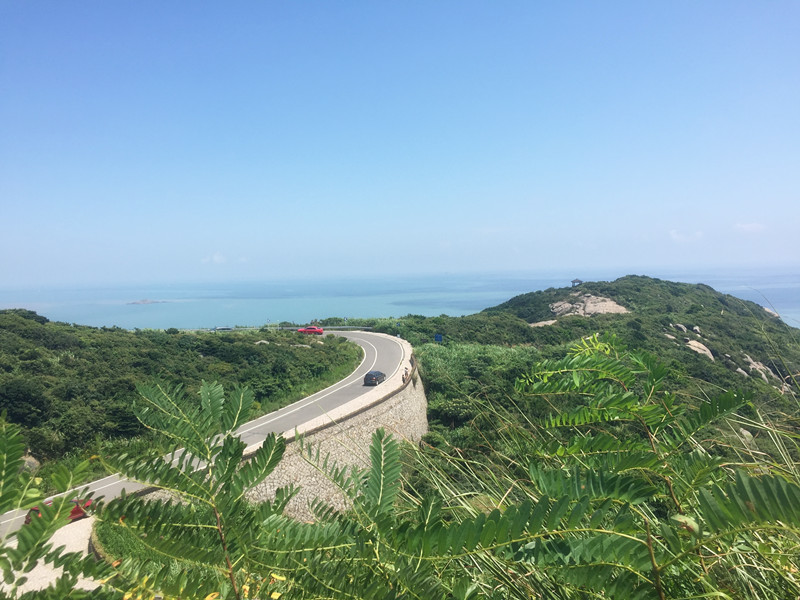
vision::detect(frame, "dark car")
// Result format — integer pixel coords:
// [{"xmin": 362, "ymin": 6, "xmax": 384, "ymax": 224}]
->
[
  {"xmin": 363, "ymin": 370, "xmax": 386, "ymax": 386},
  {"xmin": 297, "ymin": 326, "xmax": 324, "ymax": 335},
  {"xmin": 24, "ymin": 499, "xmax": 92, "ymax": 525}
]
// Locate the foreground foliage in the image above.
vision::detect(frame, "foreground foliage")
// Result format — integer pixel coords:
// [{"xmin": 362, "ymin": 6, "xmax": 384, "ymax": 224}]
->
[
  {"xmin": 88, "ymin": 337, "xmax": 800, "ymax": 599},
  {"xmin": 3, "ymin": 333, "xmax": 799, "ymax": 598},
  {"xmin": 0, "ymin": 419, "xmax": 111, "ymax": 598},
  {"xmin": 410, "ymin": 336, "xmax": 800, "ymax": 599}
]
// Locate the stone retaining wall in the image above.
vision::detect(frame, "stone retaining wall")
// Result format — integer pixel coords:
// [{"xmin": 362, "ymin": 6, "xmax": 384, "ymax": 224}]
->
[{"xmin": 246, "ymin": 340, "xmax": 427, "ymax": 521}]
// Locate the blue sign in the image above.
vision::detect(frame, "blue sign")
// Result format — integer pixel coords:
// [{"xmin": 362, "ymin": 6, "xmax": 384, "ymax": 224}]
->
[{"xmin": 434, "ymin": 334, "xmax": 443, "ymax": 343}]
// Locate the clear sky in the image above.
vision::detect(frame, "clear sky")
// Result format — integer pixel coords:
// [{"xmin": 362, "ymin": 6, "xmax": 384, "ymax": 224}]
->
[{"xmin": 1, "ymin": 2, "xmax": 798, "ymax": 287}]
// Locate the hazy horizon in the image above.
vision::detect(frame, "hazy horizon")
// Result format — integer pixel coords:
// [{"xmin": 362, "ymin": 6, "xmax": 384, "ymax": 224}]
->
[
  {"xmin": 2, "ymin": 270, "xmax": 799, "ymax": 330},
  {"xmin": 1, "ymin": 264, "xmax": 797, "ymax": 292}
]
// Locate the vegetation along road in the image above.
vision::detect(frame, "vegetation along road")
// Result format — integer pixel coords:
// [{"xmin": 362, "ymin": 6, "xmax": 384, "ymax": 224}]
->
[{"xmin": 0, "ymin": 330, "xmax": 406, "ymax": 536}]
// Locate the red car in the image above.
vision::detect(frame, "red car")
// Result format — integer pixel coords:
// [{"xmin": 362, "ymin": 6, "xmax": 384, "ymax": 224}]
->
[
  {"xmin": 297, "ymin": 326, "xmax": 324, "ymax": 335},
  {"xmin": 24, "ymin": 499, "xmax": 92, "ymax": 525}
]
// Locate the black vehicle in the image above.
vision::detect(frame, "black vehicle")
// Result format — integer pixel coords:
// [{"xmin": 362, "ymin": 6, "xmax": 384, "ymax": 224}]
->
[{"xmin": 363, "ymin": 370, "xmax": 386, "ymax": 386}]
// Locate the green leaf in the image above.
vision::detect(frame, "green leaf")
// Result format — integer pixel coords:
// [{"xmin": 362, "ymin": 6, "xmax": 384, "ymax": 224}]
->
[
  {"xmin": 223, "ymin": 384, "xmax": 254, "ymax": 432},
  {"xmin": 364, "ymin": 428, "xmax": 402, "ymax": 518},
  {"xmin": 233, "ymin": 433, "xmax": 285, "ymax": 495},
  {"xmin": 199, "ymin": 380, "xmax": 225, "ymax": 426}
]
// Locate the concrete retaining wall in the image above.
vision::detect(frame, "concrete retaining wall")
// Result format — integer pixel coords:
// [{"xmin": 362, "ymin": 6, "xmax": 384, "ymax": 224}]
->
[{"xmin": 246, "ymin": 335, "xmax": 428, "ymax": 521}]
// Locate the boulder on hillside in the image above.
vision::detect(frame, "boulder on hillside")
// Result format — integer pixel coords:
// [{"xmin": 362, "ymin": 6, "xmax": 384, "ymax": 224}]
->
[
  {"xmin": 687, "ymin": 340, "xmax": 714, "ymax": 361},
  {"xmin": 549, "ymin": 293, "xmax": 629, "ymax": 317}
]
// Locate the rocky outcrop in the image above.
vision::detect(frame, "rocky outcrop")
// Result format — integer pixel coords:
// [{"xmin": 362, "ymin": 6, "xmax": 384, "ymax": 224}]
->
[
  {"xmin": 743, "ymin": 354, "xmax": 778, "ymax": 383},
  {"xmin": 530, "ymin": 319, "xmax": 557, "ymax": 328},
  {"xmin": 666, "ymin": 323, "xmax": 717, "ymax": 362},
  {"xmin": 530, "ymin": 293, "xmax": 629, "ymax": 326},
  {"xmin": 21, "ymin": 454, "xmax": 40, "ymax": 473},
  {"xmin": 686, "ymin": 340, "xmax": 714, "ymax": 361},
  {"xmin": 550, "ymin": 293, "xmax": 629, "ymax": 317}
]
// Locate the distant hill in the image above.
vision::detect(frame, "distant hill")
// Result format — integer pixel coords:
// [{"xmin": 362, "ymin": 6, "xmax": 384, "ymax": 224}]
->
[{"xmin": 482, "ymin": 274, "xmax": 798, "ymax": 397}]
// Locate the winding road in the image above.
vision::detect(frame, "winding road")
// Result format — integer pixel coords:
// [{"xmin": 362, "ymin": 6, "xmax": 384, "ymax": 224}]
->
[{"xmin": 0, "ymin": 331, "xmax": 407, "ymax": 537}]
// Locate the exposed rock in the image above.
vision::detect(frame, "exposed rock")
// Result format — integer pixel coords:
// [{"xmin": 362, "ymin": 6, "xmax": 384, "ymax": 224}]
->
[
  {"xmin": 549, "ymin": 293, "xmax": 628, "ymax": 317},
  {"xmin": 764, "ymin": 307, "xmax": 780, "ymax": 318},
  {"xmin": 739, "ymin": 428, "xmax": 757, "ymax": 451},
  {"xmin": 692, "ymin": 326, "xmax": 702, "ymax": 334},
  {"xmin": 21, "ymin": 454, "xmax": 40, "ymax": 472},
  {"xmin": 664, "ymin": 333, "xmax": 676, "ymax": 340},
  {"xmin": 255, "ymin": 340, "xmax": 270, "ymax": 345},
  {"xmin": 743, "ymin": 354, "xmax": 778, "ymax": 383},
  {"xmin": 736, "ymin": 367, "xmax": 749, "ymax": 377},
  {"xmin": 686, "ymin": 340, "xmax": 714, "ymax": 361},
  {"xmin": 530, "ymin": 319, "xmax": 557, "ymax": 327},
  {"xmin": 672, "ymin": 323, "xmax": 688, "ymax": 333}
]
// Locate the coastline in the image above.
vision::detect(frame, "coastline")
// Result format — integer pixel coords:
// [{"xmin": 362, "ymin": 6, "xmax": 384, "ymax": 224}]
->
[{"xmin": 1, "ymin": 271, "xmax": 798, "ymax": 331}]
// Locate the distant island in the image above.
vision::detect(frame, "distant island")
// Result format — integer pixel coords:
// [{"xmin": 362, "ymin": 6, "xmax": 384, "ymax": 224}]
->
[{"xmin": 127, "ymin": 299, "xmax": 168, "ymax": 305}]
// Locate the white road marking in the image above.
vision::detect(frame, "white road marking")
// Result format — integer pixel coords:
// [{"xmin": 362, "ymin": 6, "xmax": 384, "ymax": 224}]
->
[{"xmin": 1, "ymin": 333, "xmax": 399, "ymax": 528}]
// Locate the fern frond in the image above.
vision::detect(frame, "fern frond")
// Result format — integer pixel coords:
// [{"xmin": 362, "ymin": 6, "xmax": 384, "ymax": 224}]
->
[
  {"xmin": 545, "ymin": 405, "xmax": 629, "ymax": 428},
  {"xmin": 224, "ymin": 384, "xmax": 255, "ymax": 432},
  {"xmin": 134, "ymin": 381, "xmax": 212, "ymax": 460},
  {"xmin": 529, "ymin": 465, "xmax": 659, "ymax": 507},
  {"xmin": 698, "ymin": 471, "xmax": 800, "ymax": 533},
  {"xmin": 199, "ymin": 379, "xmax": 225, "ymax": 428},
  {"xmin": 232, "ymin": 433, "xmax": 285, "ymax": 497},
  {"xmin": 657, "ymin": 390, "xmax": 749, "ymax": 451},
  {"xmin": 0, "ymin": 419, "xmax": 37, "ymax": 515},
  {"xmin": 516, "ymin": 352, "xmax": 637, "ymax": 396},
  {"xmin": 363, "ymin": 428, "xmax": 402, "ymax": 519}
]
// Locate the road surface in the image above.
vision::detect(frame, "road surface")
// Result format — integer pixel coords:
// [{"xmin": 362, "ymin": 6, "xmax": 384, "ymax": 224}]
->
[{"xmin": 0, "ymin": 331, "xmax": 405, "ymax": 536}]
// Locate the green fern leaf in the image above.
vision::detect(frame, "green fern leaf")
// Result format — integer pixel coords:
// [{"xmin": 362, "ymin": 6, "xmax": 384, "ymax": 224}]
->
[
  {"xmin": 233, "ymin": 433, "xmax": 285, "ymax": 495},
  {"xmin": 224, "ymin": 384, "xmax": 254, "ymax": 432},
  {"xmin": 364, "ymin": 428, "xmax": 402, "ymax": 517},
  {"xmin": 199, "ymin": 379, "xmax": 225, "ymax": 426}
]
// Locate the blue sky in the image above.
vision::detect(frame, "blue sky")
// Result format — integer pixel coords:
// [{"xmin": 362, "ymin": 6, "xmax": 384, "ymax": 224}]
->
[{"xmin": 1, "ymin": 2, "xmax": 798, "ymax": 287}]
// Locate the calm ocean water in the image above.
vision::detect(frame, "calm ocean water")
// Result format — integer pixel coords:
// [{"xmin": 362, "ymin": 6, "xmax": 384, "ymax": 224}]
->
[{"xmin": 1, "ymin": 270, "xmax": 798, "ymax": 330}]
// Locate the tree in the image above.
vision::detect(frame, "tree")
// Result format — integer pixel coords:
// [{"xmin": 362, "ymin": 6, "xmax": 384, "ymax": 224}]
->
[{"xmin": 0, "ymin": 378, "xmax": 49, "ymax": 428}]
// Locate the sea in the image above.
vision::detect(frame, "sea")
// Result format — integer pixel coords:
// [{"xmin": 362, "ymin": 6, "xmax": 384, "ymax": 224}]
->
[{"xmin": 1, "ymin": 270, "xmax": 798, "ymax": 331}]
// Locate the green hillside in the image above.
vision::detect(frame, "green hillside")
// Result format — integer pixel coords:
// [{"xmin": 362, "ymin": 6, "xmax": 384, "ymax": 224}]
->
[
  {"xmin": 0, "ymin": 309, "xmax": 361, "ymax": 474},
  {"xmin": 483, "ymin": 275, "xmax": 798, "ymax": 396},
  {"xmin": 366, "ymin": 276, "xmax": 799, "ymax": 418},
  {"xmin": 378, "ymin": 275, "xmax": 800, "ymax": 480}
]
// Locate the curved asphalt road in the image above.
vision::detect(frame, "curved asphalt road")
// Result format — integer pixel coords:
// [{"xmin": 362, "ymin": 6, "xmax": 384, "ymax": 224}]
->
[{"xmin": 0, "ymin": 331, "xmax": 406, "ymax": 537}]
